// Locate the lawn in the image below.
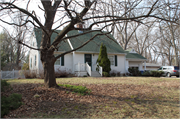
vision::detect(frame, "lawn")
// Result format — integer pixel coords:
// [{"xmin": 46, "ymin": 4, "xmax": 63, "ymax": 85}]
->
[{"xmin": 2, "ymin": 77, "xmax": 180, "ymax": 118}]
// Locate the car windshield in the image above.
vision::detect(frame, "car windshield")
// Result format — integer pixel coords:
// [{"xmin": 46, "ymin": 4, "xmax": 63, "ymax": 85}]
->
[{"xmin": 174, "ymin": 66, "xmax": 179, "ymax": 70}]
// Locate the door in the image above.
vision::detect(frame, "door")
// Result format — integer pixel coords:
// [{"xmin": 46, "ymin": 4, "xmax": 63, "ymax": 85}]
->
[{"xmin": 85, "ymin": 54, "xmax": 92, "ymax": 70}]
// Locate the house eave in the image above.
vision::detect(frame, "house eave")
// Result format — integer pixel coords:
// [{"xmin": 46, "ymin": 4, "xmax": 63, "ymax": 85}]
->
[
  {"xmin": 126, "ymin": 58, "xmax": 147, "ymax": 61},
  {"xmin": 74, "ymin": 51, "xmax": 126, "ymax": 55}
]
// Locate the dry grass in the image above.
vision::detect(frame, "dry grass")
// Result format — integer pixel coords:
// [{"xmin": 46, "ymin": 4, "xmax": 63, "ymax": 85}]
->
[{"xmin": 4, "ymin": 77, "xmax": 180, "ymax": 118}]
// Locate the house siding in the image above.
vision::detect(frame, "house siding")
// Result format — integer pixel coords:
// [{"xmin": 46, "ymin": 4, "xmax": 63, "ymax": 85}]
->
[
  {"xmin": 74, "ymin": 52, "xmax": 126, "ymax": 73},
  {"xmin": 29, "ymin": 36, "xmax": 40, "ymax": 73},
  {"xmin": 128, "ymin": 61, "xmax": 143, "ymax": 71},
  {"xmin": 110, "ymin": 55, "xmax": 126, "ymax": 73}
]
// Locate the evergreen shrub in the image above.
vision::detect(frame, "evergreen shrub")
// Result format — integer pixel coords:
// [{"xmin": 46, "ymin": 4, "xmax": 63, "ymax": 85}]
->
[
  {"xmin": 96, "ymin": 43, "xmax": 111, "ymax": 75},
  {"xmin": 103, "ymin": 72, "xmax": 110, "ymax": 77},
  {"xmin": 1, "ymin": 80, "xmax": 22, "ymax": 117},
  {"xmin": 128, "ymin": 67, "xmax": 141, "ymax": 76}
]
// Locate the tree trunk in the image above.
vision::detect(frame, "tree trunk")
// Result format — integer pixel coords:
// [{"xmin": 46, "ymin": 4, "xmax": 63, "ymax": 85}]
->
[{"xmin": 41, "ymin": 51, "xmax": 58, "ymax": 88}]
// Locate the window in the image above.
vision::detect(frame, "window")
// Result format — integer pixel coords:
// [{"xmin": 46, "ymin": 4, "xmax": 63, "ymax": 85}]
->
[
  {"xmin": 55, "ymin": 58, "xmax": 60, "ymax": 65},
  {"xmin": 34, "ymin": 55, "xmax": 36, "ymax": 66},
  {"xmin": 108, "ymin": 55, "xmax": 114, "ymax": 65},
  {"xmin": 54, "ymin": 55, "xmax": 64, "ymax": 66}
]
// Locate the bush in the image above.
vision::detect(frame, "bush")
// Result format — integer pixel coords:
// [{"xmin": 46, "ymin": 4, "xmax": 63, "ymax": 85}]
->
[
  {"xmin": 142, "ymin": 70, "xmax": 151, "ymax": 76},
  {"xmin": 23, "ymin": 70, "xmax": 37, "ymax": 79},
  {"xmin": 55, "ymin": 68, "xmax": 70, "ymax": 78},
  {"xmin": 1, "ymin": 93, "xmax": 22, "ymax": 117},
  {"xmin": 150, "ymin": 70, "xmax": 164, "ymax": 77},
  {"xmin": 22, "ymin": 63, "xmax": 29, "ymax": 70},
  {"xmin": 128, "ymin": 67, "xmax": 141, "ymax": 76},
  {"xmin": 1, "ymin": 81, "xmax": 22, "ymax": 117},
  {"xmin": 110, "ymin": 71, "xmax": 116, "ymax": 77},
  {"xmin": 117, "ymin": 72, "xmax": 121, "ymax": 77},
  {"xmin": 1, "ymin": 80, "xmax": 11, "ymax": 92},
  {"xmin": 103, "ymin": 72, "xmax": 110, "ymax": 77}
]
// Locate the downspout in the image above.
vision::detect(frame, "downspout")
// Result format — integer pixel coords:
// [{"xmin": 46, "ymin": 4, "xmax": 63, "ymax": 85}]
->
[
  {"xmin": 124, "ymin": 53, "xmax": 127, "ymax": 74},
  {"xmin": 67, "ymin": 37, "xmax": 74, "ymax": 73}
]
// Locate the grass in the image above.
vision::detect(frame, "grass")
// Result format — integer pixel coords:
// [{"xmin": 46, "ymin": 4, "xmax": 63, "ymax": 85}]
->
[
  {"xmin": 58, "ymin": 84, "xmax": 91, "ymax": 95},
  {"xmin": 5, "ymin": 76, "xmax": 180, "ymax": 118},
  {"xmin": 7, "ymin": 76, "xmax": 179, "ymax": 85}
]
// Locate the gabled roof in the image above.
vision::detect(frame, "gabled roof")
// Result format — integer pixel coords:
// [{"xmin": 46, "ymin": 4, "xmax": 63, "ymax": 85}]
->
[
  {"xmin": 34, "ymin": 28, "xmax": 71, "ymax": 51},
  {"xmin": 67, "ymin": 30, "xmax": 126, "ymax": 54},
  {"xmin": 125, "ymin": 50, "xmax": 146, "ymax": 60}
]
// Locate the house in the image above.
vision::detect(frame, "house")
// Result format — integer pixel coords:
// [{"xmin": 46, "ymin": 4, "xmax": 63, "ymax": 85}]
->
[{"xmin": 29, "ymin": 28, "xmax": 147, "ymax": 77}]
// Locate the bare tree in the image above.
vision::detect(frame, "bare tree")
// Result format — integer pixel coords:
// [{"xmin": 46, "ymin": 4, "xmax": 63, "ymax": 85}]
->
[{"xmin": 0, "ymin": 0, "xmax": 178, "ymax": 87}]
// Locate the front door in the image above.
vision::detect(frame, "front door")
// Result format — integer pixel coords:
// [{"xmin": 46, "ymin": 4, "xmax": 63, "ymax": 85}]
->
[{"xmin": 85, "ymin": 54, "xmax": 92, "ymax": 70}]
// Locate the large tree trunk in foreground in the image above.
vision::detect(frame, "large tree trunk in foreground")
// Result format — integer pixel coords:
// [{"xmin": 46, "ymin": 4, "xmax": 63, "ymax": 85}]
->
[{"xmin": 41, "ymin": 51, "xmax": 58, "ymax": 88}]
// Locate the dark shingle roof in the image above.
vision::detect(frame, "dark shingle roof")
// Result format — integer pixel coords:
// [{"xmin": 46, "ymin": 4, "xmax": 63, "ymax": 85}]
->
[
  {"xmin": 34, "ymin": 28, "xmax": 126, "ymax": 54},
  {"xmin": 67, "ymin": 30, "xmax": 126, "ymax": 54},
  {"xmin": 125, "ymin": 51, "xmax": 146, "ymax": 60},
  {"xmin": 34, "ymin": 28, "xmax": 71, "ymax": 51}
]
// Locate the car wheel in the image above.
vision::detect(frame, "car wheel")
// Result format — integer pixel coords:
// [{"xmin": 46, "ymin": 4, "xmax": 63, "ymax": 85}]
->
[{"xmin": 166, "ymin": 72, "xmax": 171, "ymax": 77}]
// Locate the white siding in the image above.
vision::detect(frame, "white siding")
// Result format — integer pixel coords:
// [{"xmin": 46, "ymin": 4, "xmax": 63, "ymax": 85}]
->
[
  {"xmin": 128, "ymin": 61, "xmax": 143, "ymax": 71},
  {"xmin": 29, "ymin": 35, "xmax": 39, "ymax": 72},
  {"xmin": 110, "ymin": 55, "xmax": 126, "ymax": 73},
  {"xmin": 74, "ymin": 52, "xmax": 126, "ymax": 73},
  {"xmin": 54, "ymin": 53, "xmax": 73, "ymax": 73}
]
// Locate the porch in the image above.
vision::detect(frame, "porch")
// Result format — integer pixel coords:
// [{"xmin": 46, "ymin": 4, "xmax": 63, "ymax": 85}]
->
[{"xmin": 75, "ymin": 62, "xmax": 102, "ymax": 77}]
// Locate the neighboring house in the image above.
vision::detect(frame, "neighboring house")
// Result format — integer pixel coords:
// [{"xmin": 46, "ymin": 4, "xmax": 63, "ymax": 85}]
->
[
  {"xmin": 29, "ymin": 28, "xmax": 147, "ymax": 77},
  {"xmin": 142, "ymin": 63, "xmax": 162, "ymax": 71}
]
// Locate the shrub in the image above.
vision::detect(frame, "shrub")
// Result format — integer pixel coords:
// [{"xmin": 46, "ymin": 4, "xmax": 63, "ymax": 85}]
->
[
  {"xmin": 103, "ymin": 72, "xmax": 110, "ymax": 77},
  {"xmin": 1, "ymin": 80, "xmax": 23, "ymax": 117},
  {"xmin": 142, "ymin": 70, "xmax": 151, "ymax": 76},
  {"xmin": 1, "ymin": 80, "xmax": 11, "ymax": 92},
  {"xmin": 96, "ymin": 43, "xmax": 111, "ymax": 73},
  {"xmin": 22, "ymin": 63, "xmax": 29, "ymax": 70},
  {"xmin": 1, "ymin": 93, "xmax": 22, "ymax": 117},
  {"xmin": 150, "ymin": 70, "xmax": 164, "ymax": 77},
  {"xmin": 55, "ymin": 69, "xmax": 69, "ymax": 78},
  {"xmin": 117, "ymin": 72, "xmax": 121, "ymax": 77},
  {"xmin": 128, "ymin": 67, "xmax": 141, "ymax": 76},
  {"xmin": 23, "ymin": 70, "xmax": 37, "ymax": 79},
  {"xmin": 58, "ymin": 84, "xmax": 91, "ymax": 95},
  {"xmin": 110, "ymin": 71, "xmax": 116, "ymax": 77}
]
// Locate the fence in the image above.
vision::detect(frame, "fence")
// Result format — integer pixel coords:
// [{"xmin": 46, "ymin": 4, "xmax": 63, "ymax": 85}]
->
[{"xmin": 1, "ymin": 70, "xmax": 25, "ymax": 79}]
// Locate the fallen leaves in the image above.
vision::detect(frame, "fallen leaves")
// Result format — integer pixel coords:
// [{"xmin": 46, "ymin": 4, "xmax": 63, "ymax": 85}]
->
[{"xmin": 2, "ymin": 80, "xmax": 179, "ymax": 118}]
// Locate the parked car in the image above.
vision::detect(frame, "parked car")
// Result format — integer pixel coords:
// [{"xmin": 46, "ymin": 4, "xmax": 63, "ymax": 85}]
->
[{"xmin": 157, "ymin": 66, "xmax": 179, "ymax": 77}]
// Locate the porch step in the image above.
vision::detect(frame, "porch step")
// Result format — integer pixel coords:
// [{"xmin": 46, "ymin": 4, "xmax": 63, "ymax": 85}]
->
[{"xmin": 91, "ymin": 71, "xmax": 101, "ymax": 77}]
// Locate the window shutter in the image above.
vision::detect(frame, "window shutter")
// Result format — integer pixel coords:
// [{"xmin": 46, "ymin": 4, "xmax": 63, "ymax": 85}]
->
[
  {"xmin": 115, "ymin": 55, "xmax": 117, "ymax": 66},
  {"xmin": 61, "ymin": 55, "xmax": 64, "ymax": 66}
]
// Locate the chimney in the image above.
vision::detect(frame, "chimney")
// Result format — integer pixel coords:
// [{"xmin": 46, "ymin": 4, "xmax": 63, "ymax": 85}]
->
[
  {"xmin": 76, "ymin": 23, "xmax": 83, "ymax": 29},
  {"xmin": 76, "ymin": 22, "xmax": 85, "ymax": 29},
  {"xmin": 76, "ymin": 22, "xmax": 84, "ymax": 33}
]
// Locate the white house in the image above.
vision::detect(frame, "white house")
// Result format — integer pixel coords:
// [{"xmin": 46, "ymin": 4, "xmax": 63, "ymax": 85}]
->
[{"xmin": 29, "ymin": 28, "xmax": 147, "ymax": 77}]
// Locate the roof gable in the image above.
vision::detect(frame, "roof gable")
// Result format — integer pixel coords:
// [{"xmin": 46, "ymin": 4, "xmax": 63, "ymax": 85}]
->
[
  {"xmin": 67, "ymin": 30, "xmax": 126, "ymax": 54},
  {"xmin": 125, "ymin": 50, "xmax": 146, "ymax": 60}
]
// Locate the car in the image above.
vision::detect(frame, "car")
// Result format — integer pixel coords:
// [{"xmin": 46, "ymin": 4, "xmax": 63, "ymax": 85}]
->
[{"xmin": 157, "ymin": 66, "xmax": 179, "ymax": 77}]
